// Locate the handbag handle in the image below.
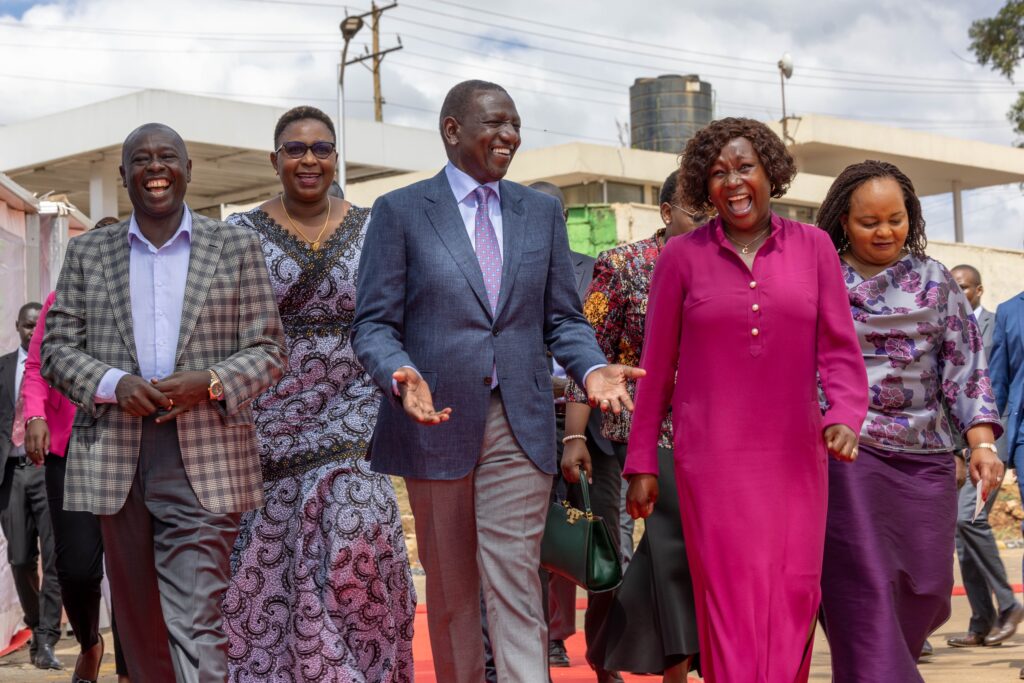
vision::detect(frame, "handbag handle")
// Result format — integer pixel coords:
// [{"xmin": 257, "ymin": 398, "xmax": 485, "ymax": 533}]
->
[{"xmin": 576, "ymin": 466, "xmax": 593, "ymax": 515}]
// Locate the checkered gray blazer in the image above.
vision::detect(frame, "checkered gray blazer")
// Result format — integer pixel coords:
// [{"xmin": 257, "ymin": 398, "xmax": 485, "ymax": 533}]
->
[{"xmin": 41, "ymin": 211, "xmax": 287, "ymax": 515}]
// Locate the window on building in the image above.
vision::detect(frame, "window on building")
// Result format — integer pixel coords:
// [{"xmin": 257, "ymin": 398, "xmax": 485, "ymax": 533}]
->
[
  {"xmin": 771, "ymin": 202, "xmax": 817, "ymax": 224},
  {"xmin": 605, "ymin": 181, "xmax": 644, "ymax": 204},
  {"xmin": 562, "ymin": 183, "xmax": 603, "ymax": 206}
]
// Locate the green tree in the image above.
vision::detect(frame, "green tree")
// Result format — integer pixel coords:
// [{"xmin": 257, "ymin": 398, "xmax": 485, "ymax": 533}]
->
[{"xmin": 970, "ymin": 1, "xmax": 1024, "ymax": 139}]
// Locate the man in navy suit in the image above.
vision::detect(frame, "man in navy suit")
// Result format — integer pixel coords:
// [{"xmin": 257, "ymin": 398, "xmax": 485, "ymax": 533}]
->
[
  {"xmin": 352, "ymin": 80, "xmax": 642, "ymax": 683},
  {"xmin": 991, "ymin": 286, "xmax": 1024, "ymax": 676}
]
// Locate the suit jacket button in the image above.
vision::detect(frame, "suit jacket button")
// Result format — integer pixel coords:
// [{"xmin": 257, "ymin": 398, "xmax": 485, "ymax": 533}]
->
[
  {"xmin": 492, "ymin": 329, "xmax": 500, "ymax": 336},
  {"xmin": 483, "ymin": 376, "xmax": 492, "ymax": 385}
]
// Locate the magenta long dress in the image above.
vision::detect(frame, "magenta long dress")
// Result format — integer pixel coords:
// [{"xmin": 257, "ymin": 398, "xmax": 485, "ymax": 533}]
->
[{"xmin": 625, "ymin": 215, "xmax": 867, "ymax": 682}]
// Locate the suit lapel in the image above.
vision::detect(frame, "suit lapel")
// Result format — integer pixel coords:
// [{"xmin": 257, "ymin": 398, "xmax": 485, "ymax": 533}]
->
[
  {"xmin": 100, "ymin": 222, "xmax": 139, "ymax": 370},
  {"xmin": 494, "ymin": 181, "xmax": 525, "ymax": 321},
  {"xmin": 0, "ymin": 353, "xmax": 15, "ymax": 408},
  {"xmin": 424, "ymin": 172, "xmax": 493, "ymax": 317},
  {"xmin": 175, "ymin": 212, "xmax": 223, "ymax": 363},
  {"xmin": 572, "ymin": 252, "xmax": 590, "ymax": 304}
]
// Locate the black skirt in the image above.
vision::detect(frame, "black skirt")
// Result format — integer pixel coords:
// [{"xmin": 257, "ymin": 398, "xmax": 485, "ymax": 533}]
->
[{"xmin": 588, "ymin": 445, "xmax": 701, "ymax": 675}]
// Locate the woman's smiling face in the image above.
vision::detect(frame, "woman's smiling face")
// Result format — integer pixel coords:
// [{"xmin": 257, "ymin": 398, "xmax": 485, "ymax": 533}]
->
[{"xmin": 706, "ymin": 137, "xmax": 772, "ymax": 233}]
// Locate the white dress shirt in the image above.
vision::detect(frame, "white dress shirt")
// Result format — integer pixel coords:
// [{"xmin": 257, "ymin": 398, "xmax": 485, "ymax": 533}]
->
[{"xmin": 95, "ymin": 209, "xmax": 193, "ymax": 402}]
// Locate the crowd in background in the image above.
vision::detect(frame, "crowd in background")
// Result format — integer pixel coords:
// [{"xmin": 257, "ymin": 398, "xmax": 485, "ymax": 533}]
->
[{"xmin": 0, "ymin": 78, "xmax": 1022, "ymax": 683}]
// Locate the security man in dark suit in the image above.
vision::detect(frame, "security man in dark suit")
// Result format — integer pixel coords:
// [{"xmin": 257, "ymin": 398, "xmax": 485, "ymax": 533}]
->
[{"xmin": 0, "ymin": 301, "xmax": 62, "ymax": 670}]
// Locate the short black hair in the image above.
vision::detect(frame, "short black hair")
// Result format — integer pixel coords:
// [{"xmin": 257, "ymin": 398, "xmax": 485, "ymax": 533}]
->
[
  {"xmin": 528, "ymin": 181, "xmax": 565, "ymax": 212},
  {"xmin": 17, "ymin": 302, "xmax": 41, "ymax": 322},
  {"xmin": 817, "ymin": 159, "xmax": 927, "ymax": 258},
  {"xmin": 678, "ymin": 117, "xmax": 796, "ymax": 213},
  {"xmin": 439, "ymin": 80, "xmax": 509, "ymax": 132},
  {"xmin": 951, "ymin": 264, "xmax": 982, "ymax": 285},
  {"xmin": 121, "ymin": 123, "xmax": 187, "ymax": 167},
  {"xmin": 659, "ymin": 170, "xmax": 679, "ymax": 205},
  {"xmin": 274, "ymin": 106, "xmax": 336, "ymax": 148}
]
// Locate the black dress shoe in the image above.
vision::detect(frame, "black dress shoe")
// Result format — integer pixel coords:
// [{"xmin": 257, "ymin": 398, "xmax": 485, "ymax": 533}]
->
[
  {"xmin": 548, "ymin": 639, "xmax": 570, "ymax": 667},
  {"xmin": 918, "ymin": 639, "xmax": 933, "ymax": 659},
  {"xmin": 32, "ymin": 642, "xmax": 62, "ymax": 670},
  {"xmin": 986, "ymin": 603, "xmax": 1024, "ymax": 646}
]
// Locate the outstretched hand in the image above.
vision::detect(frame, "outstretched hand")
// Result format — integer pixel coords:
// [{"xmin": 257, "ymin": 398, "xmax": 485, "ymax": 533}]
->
[
  {"xmin": 394, "ymin": 368, "xmax": 452, "ymax": 426},
  {"xmin": 584, "ymin": 364, "xmax": 646, "ymax": 415}
]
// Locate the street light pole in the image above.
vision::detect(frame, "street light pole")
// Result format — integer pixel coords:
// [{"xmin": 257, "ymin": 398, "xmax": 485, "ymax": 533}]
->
[
  {"xmin": 337, "ymin": 15, "xmax": 365, "ymax": 192},
  {"xmin": 777, "ymin": 52, "xmax": 794, "ymax": 144}
]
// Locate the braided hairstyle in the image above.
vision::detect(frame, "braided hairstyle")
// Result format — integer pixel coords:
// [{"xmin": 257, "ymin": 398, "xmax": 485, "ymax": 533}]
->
[
  {"xmin": 677, "ymin": 117, "xmax": 796, "ymax": 214},
  {"xmin": 817, "ymin": 160, "xmax": 927, "ymax": 257}
]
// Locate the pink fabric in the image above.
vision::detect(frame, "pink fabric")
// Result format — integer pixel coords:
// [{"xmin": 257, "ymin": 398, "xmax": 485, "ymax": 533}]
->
[
  {"xmin": 22, "ymin": 291, "xmax": 75, "ymax": 457},
  {"xmin": 626, "ymin": 215, "xmax": 867, "ymax": 682}
]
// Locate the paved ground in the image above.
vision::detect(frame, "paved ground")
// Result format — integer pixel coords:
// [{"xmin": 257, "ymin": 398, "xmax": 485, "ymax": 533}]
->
[{"xmin": 2, "ymin": 550, "xmax": 1023, "ymax": 681}]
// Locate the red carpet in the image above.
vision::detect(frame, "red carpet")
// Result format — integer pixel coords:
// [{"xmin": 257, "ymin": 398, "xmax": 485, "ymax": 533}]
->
[
  {"xmin": 0, "ymin": 628, "xmax": 30, "ymax": 658},
  {"xmin": 412, "ymin": 608, "xmax": 702, "ymax": 682}
]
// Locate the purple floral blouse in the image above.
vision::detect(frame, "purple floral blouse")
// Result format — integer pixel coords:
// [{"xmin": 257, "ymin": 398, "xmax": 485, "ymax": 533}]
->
[{"xmin": 844, "ymin": 254, "xmax": 1002, "ymax": 453}]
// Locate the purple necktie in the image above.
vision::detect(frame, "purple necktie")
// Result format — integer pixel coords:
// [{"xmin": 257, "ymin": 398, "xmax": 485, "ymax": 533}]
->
[{"xmin": 472, "ymin": 186, "xmax": 502, "ymax": 313}]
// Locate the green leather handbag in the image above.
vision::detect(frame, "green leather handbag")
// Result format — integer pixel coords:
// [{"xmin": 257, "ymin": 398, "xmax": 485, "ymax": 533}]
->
[{"xmin": 540, "ymin": 468, "xmax": 622, "ymax": 593}]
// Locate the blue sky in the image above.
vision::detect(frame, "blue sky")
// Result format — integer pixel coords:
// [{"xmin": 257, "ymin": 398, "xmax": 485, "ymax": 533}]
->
[{"xmin": 0, "ymin": 0, "xmax": 1022, "ymax": 250}]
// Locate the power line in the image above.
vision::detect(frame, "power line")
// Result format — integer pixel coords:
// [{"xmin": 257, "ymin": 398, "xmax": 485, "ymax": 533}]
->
[{"xmin": 402, "ymin": 0, "xmax": 1012, "ymax": 88}]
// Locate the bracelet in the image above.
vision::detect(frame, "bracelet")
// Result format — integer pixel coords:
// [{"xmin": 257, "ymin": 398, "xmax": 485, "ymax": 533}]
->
[
  {"xmin": 561, "ymin": 434, "xmax": 587, "ymax": 445},
  {"xmin": 25, "ymin": 416, "xmax": 46, "ymax": 426},
  {"xmin": 972, "ymin": 442, "xmax": 999, "ymax": 456}
]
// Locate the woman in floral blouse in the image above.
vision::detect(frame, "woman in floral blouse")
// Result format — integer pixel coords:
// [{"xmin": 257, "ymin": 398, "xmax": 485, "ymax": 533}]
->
[
  {"xmin": 562, "ymin": 171, "xmax": 703, "ymax": 681},
  {"xmin": 816, "ymin": 160, "xmax": 1004, "ymax": 683}
]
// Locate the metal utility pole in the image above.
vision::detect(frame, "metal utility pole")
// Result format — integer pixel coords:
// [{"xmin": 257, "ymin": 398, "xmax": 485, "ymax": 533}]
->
[{"xmin": 336, "ymin": 3, "xmax": 402, "ymax": 189}]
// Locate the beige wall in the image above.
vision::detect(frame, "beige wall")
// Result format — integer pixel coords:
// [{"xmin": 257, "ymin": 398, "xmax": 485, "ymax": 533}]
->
[{"xmin": 928, "ymin": 241, "xmax": 1024, "ymax": 310}]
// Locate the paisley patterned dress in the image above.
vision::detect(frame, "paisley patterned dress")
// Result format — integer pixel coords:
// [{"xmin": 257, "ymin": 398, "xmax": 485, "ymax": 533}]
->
[{"xmin": 221, "ymin": 206, "xmax": 416, "ymax": 683}]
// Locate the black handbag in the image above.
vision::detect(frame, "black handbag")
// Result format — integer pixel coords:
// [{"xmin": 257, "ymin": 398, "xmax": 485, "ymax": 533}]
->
[{"xmin": 540, "ymin": 468, "xmax": 622, "ymax": 593}]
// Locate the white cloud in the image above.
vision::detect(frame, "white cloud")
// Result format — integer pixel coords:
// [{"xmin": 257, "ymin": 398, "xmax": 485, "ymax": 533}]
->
[{"xmin": 1, "ymin": 0, "xmax": 1022, "ymax": 248}]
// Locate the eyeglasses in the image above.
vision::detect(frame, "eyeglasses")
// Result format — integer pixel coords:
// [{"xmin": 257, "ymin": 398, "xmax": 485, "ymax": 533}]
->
[
  {"xmin": 671, "ymin": 203, "xmax": 710, "ymax": 225},
  {"xmin": 276, "ymin": 141, "xmax": 336, "ymax": 159}
]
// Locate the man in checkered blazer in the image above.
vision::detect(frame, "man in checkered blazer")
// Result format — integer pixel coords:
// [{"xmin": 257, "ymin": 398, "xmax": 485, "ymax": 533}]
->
[{"xmin": 41, "ymin": 123, "xmax": 286, "ymax": 682}]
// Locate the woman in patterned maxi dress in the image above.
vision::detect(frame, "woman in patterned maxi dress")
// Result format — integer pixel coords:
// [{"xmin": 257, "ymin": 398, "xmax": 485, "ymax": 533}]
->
[{"xmin": 221, "ymin": 106, "xmax": 415, "ymax": 683}]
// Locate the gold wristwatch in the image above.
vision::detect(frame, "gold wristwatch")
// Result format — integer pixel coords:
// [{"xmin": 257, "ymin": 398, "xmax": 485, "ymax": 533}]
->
[{"xmin": 208, "ymin": 369, "xmax": 224, "ymax": 401}]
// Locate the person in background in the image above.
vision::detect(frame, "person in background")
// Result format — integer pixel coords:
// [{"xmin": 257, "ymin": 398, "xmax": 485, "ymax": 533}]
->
[
  {"xmin": 624, "ymin": 118, "xmax": 867, "ymax": 682},
  {"xmin": 222, "ymin": 105, "xmax": 415, "ymax": 682},
  {"xmin": 24, "ymin": 292, "xmax": 130, "ymax": 682},
  {"xmin": 563, "ymin": 170, "xmax": 706, "ymax": 682},
  {"xmin": 816, "ymin": 160, "xmax": 1004, "ymax": 683},
  {"xmin": 0, "ymin": 301, "xmax": 62, "ymax": 672},
  {"xmin": 527, "ymin": 181, "xmax": 621, "ymax": 683},
  {"xmin": 351, "ymin": 79, "xmax": 643, "ymax": 683},
  {"xmin": 990, "ymin": 281, "xmax": 1024, "ymax": 678},
  {"xmin": 945, "ymin": 264, "xmax": 1021, "ymax": 650},
  {"xmin": 42, "ymin": 123, "xmax": 287, "ymax": 681}
]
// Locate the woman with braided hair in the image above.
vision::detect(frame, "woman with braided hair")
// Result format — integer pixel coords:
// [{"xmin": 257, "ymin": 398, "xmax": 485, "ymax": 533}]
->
[{"xmin": 816, "ymin": 160, "xmax": 1004, "ymax": 682}]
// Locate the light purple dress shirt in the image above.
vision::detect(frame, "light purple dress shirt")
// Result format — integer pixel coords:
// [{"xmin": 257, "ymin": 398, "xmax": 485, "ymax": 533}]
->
[{"xmin": 95, "ymin": 209, "xmax": 193, "ymax": 402}]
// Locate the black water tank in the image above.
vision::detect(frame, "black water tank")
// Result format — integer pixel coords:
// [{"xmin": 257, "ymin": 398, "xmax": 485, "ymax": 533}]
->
[{"xmin": 630, "ymin": 74, "xmax": 713, "ymax": 154}]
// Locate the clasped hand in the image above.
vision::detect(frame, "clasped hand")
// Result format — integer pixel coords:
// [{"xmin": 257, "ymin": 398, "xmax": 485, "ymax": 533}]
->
[{"xmin": 114, "ymin": 371, "xmax": 211, "ymax": 424}]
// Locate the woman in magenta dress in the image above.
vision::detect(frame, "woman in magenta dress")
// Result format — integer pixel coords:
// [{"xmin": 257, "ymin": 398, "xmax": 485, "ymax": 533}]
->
[{"xmin": 624, "ymin": 118, "xmax": 868, "ymax": 682}]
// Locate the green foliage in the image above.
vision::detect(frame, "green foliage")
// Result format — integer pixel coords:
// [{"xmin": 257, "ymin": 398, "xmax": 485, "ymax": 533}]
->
[
  {"xmin": 969, "ymin": 0, "xmax": 1024, "ymax": 79},
  {"xmin": 970, "ymin": 1, "xmax": 1024, "ymax": 141}
]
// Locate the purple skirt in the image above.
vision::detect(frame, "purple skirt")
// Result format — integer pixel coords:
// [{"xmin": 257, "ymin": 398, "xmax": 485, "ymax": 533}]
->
[{"xmin": 820, "ymin": 443, "xmax": 957, "ymax": 683}]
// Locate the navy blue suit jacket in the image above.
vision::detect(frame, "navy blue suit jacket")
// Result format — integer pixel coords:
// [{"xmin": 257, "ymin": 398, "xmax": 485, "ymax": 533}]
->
[
  {"xmin": 992, "ymin": 292, "xmax": 1024, "ymax": 467},
  {"xmin": 351, "ymin": 169, "xmax": 607, "ymax": 479}
]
